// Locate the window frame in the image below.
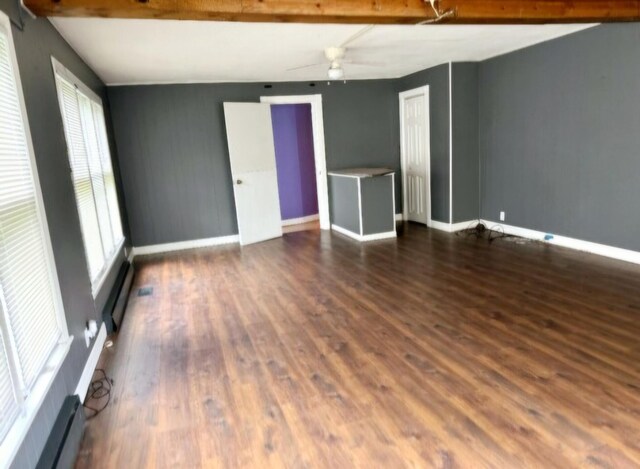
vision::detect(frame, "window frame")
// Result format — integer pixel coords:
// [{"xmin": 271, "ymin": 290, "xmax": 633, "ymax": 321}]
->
[
  {"xmin": 0, "ymin": 11, "xmax": 71, "ymax": 467},
  {"xmin": 51, "ymin": 57, "xmax": 125, "ymax": 298}
]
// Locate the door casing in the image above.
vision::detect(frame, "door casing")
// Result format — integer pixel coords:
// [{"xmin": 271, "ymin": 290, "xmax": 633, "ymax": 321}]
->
[
  {"xmin": 260, "ymin": 94, "xmax": 330, "ymax": 230},
  {"xmin": 399, "ymin": 85, "xmax": 431, "ymax": 225}
]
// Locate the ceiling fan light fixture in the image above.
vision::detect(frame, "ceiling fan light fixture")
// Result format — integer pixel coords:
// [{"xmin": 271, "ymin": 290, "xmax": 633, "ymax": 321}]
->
[{"xmin": 327, "ymin": 66, "xmax": 344, "ymax": 80}]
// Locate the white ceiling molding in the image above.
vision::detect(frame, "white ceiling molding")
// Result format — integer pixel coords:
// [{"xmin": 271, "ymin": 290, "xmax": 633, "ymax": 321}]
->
[{"xmin": 49, "ymin": 19, "xmax": 595, "ymax": 86}]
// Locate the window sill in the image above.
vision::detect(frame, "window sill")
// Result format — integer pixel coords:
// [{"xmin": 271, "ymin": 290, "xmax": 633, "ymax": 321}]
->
[
  {"xmin": 90, "ymin": 237, "xmax": 126, "ymax": 299},
  {"xmin": 0, "ymin": 336, "xmax": 72, "ymax": 468}
]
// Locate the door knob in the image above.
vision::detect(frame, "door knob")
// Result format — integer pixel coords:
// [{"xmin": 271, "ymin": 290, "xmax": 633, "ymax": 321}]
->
[{"xmin": 236, "ymin": 179, "xmax": 243, "ymax": 185}]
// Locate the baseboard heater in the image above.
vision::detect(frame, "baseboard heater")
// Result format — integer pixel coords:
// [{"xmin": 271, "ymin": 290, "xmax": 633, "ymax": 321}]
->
[
  {"xmin": 103, "ymin": 260, "xmax": 135, "ymax": 334},
  {"xmin": 36, "ymin": 395, "xmax": 85, "ymax": 469}
]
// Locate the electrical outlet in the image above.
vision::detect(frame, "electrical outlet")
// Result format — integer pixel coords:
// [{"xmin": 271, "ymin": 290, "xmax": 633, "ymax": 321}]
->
[{"xmin": 499, "ymin": 211, "xmax": 506, "ymax": 222}]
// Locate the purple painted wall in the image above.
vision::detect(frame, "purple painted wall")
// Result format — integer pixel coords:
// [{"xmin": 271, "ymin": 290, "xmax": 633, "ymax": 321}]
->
[{"xmin": 270, "ymin": 104, "xmax": 318, "ymax": 221}]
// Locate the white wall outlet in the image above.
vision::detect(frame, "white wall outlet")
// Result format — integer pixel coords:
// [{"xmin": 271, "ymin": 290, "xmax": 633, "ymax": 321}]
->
[{"xmin": 500, "ymin": 211, "xmax": 506, "ymax": 222}]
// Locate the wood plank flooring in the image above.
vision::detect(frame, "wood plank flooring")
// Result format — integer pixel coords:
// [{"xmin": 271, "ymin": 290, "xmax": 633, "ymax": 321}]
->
[
  {"xmin": 75, "ymin": 223, "xmax": 640, "ymax": 468},
  {"xmin": 282, "ymin": 220, "xmax": 320, "ymax": 233}
]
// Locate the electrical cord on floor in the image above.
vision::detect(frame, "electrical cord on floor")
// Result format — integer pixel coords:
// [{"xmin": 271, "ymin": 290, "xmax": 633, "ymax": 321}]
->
[
  {"xmin": 487, "ymin": 224, "xmax": 535, "ymax": 244},
  {"xmin": 454, "ymin": 221, "xmax": 526, "ymax": 244},
  {"xmin": 83, "ymin": 368, "xmax": 113, "ymax": 419},
  {"xmin": 455, "ymin": 219, "xmax": 485, "ymax": 238},
  {"xmin": 488, "ymin": 224, "xmax": 507, "ymax": 243}
]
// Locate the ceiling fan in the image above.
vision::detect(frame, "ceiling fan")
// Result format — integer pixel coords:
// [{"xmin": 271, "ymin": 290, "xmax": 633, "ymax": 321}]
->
[
  {"xmin": 286, "ymin": 25, "xmax": 380, "ymax": 81},
  {"xmin": 285, "ymin": 2, "xmax": 455, "ymax": 80}
]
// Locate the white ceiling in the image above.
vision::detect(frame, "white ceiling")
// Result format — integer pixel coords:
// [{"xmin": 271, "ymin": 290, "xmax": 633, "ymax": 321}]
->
[{"xmin": 49, "ymin": 19, "xmax": 595, "ymax": 86}]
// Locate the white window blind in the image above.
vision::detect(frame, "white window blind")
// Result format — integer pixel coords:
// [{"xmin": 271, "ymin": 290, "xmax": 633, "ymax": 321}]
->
[
  {"xmin": 0, "ymin": 17, "xmax": 66, "ymax": 446},
  {"xmin": 93, "ymin": 101, "xmax": 124, "ymax": 241},
  {"xmin": 53, "ymin": 62, "xmax": 124, "ymax": 292},
  {"xmin": 56, "ymin": 77, "xmax": 105, "ymax": 280}
]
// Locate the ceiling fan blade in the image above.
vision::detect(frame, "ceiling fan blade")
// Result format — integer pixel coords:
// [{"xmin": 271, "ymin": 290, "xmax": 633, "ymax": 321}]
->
[
  {"xmin": 342, "ymin": 60, "xmax": 384, "ymax": 67},
  {"xmin": 340, "ymin": 25, "xmax": 375, "ymax": 48},
  {"xmin": 286, "ymin": 63, "xmax": 326, "ymax": 72}
]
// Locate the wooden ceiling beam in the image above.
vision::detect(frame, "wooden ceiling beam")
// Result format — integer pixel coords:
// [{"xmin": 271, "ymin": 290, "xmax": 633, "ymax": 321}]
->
[{"xmin": 23, "ymin": 0, "xmax": 640, "ymax": 24}]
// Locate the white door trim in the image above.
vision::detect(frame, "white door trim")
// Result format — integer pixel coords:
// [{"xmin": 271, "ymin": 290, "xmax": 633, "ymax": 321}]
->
[
  {"xmin": 399, "ymin": 85, "xmax": 431, "ymax": 226},
  {"xmin": 260, "ymin": 94, "xmax": 330, "ymax": 230},
  {"xmin": 448, "ymin": 61, "xmax": 453, "ymax": 225}
]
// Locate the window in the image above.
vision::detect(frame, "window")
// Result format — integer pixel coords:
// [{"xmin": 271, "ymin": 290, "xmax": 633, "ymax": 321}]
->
[
  {"xmin": 0, "ymin": 12, "xmax": 69, "ymax": 463},
  {"xmin": 52, "ymin": 59, "xmax": 124, "ymax": 295}
]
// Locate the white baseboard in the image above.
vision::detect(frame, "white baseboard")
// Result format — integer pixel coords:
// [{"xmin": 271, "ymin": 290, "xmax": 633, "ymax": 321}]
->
[
  {"xmin": 281, "ymin": 214, "xmax": 319, "ymax": 226},
  {"xmin": 75, "ymin": 323, "xmax": 107, "ymax": 402},
  {"xmin": 132, "ymin": 234, "xmax": 239, "ymax": 257},
  {"xmin": 451, "ymin": 220, "xmax": 480, "ymax": 232},
  {"xmin": 126, "ymin": 246, "xmax": 134, "ymax": 264},
  {"xmin": 331, "ymin": 224, "xmax": 397, "ymax": 242},
  {"xmin": 428, "ymin": 219, "xmax": 479, "ymax": 233},
  {"xmin": 481, "ymin": 219, "xmax": 640, "ymax": 266},
  {"xmin": 428, "ymin": 219, "xmax": 451, "ymax": 232},
  {"xmin": 362, "ymin": 231, "xmax": 397, "ymax": 241},
  {"xmin": 395, "ymin": 213, "xmax": 404, "ymax": 221},
  {"xmin": 331, "ymin": 224, "xmax": 361, "ymax": 240}
]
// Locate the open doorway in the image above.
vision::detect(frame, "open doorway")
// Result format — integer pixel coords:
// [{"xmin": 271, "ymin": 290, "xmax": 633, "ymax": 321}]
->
[
  {"xmin": 260, "ymin": 95, "xmax": 330, "ymax": 231},
  {"xmin": 269, "ymin": 103, "xmax": 319, "ymax": 233}
]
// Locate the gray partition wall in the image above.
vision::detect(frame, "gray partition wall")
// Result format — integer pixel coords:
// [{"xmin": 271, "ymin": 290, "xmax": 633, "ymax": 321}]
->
[
  {"xmin": 329, "ymin": 176, "xmax": 360, "ymax": 235},
  {"xmin": 328, "ymin": 171, "xmax": 395, "ymax": 240},
  {"xmin": 360, "ymin": 176, "xmax": 395, "ymax": 235},
  {"xmin": 451, "ymin": 63, "xmax": 480, "ymax": 223}
]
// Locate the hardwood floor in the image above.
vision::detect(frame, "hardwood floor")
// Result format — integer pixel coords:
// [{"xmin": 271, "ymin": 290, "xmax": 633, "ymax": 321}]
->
[
  {"xmin": 76, "ymin": 223, "xmax": 640, "ymax": 468},
  {"xmin": 282, "ymin": 220, "xmax": 320, "ymax": 233}
]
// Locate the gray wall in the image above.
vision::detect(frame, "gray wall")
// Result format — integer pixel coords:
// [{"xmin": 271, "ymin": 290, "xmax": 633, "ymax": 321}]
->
[
  {"xmin": 361, "ymin": 175, "xmax": 395, "ymax": 235},
  {"xmin": 451, "ymin": 63, "xmax": 479, "ymax": 223},
  {"xmin": 328, "ymin": 175, "xmax": 361, "ymax": 234},
  {"xmin": 108, "ymin": 80, "xmax": 401, "ymax": 246},
  {"xmin": 396, "ymin": 63, "xmax": 451, "ymax": 223},
  {"xmin": 479, "ymin": 24, "xmax": 640, "ymax": 252},
  {"xmin": 0, "ymin": 2, "xmax": 129, "ymax": 467}
]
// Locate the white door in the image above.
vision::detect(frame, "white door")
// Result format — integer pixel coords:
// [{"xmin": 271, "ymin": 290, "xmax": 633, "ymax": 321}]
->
[
  {"xmin": 399, "ymin": 87, "xmax": 430, "ymax": 225},
  {"xmin": 224, "ymin": 103, "xmax": 282, "ymax": 245}
]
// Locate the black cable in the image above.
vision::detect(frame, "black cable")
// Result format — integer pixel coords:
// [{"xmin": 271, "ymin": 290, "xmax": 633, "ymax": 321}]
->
[
  {"xmin": 453, "ymin": 220, "xmax": 525, "ymax": 244},
  {"xmin": 488, "ymin": 224, "xmax": 506, "ymax": 243},
  {"xmin": 455, "ymin": 220, "xmax": 487, "ymax": 239},
  {"xmin": 449, "ymin": 215, "xmax": 533, "ymax": 246},
  {"xmin": 83, "ymin": 368, "xmax": 113, "ymax": 419},
  {"xmin": 487, "ymin": 224, "xmax": 524, "ymax": 243},
  {"xmin": 455, "ymin": 219, "xmax": 478, "ymax": 237}
]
